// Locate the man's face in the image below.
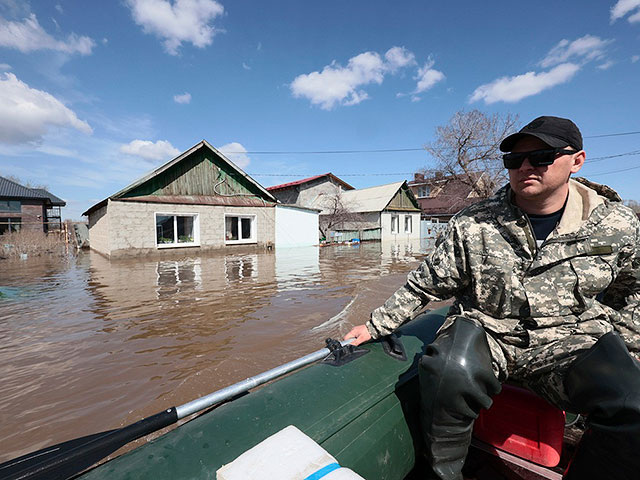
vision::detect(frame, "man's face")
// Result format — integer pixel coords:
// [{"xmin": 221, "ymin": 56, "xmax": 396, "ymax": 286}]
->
[{"xmin": 507, "ymin": 136, "xmax": 584, "ymax": 202}]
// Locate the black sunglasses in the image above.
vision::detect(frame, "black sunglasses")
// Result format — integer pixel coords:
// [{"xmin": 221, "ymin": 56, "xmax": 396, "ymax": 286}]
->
[{"xmin": 503, "ymin": 148, "xmax": 578, "ymax": 169}]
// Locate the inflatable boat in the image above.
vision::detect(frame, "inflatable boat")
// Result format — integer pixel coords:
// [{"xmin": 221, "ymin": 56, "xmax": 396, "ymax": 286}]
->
[{"xmin": 1, "ymin": 307, "xmax": 575, "ymax": 480}]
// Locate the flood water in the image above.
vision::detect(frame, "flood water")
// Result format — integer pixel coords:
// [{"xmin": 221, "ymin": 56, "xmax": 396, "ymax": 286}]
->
[{"xmin": 0, "ymin": 240, "xmax": 440, "ymax": 463}]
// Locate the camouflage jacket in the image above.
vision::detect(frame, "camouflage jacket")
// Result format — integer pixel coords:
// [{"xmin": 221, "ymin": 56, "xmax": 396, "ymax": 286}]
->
[{"xmin": 366, "ymin": 178, "xmax": 640, "ymax": 353}]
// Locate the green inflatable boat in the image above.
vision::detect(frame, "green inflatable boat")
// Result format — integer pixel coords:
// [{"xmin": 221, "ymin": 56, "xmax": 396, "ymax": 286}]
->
[{"xmin": 2, "ymin": 307, "xmax": 573, "ymax": 480}]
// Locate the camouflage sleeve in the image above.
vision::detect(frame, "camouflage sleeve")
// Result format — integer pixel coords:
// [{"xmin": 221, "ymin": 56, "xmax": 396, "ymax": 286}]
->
[
  {"xmin": 365, "ymin": 220, "xmax": 470, "ymax": 339},
  {"xmin": 607, "ymin": 217, "xmax": 640, "ymax": 354}
]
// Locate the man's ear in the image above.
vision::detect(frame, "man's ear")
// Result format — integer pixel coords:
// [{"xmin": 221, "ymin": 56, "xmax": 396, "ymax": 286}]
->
[{"xmin": 570, "ymin": 150, "xmax": 586, "ymax": 174}]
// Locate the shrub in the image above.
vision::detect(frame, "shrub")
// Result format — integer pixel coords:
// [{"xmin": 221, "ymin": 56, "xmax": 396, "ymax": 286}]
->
[{"xmin": 0, "ymin": 229, "xmax": 67, "ymax": 259}]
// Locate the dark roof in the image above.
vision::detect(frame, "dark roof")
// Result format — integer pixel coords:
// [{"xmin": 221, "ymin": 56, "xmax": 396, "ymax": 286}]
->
[
  {"xmin": 0, "ymin": 176, "xmax": 65, "ymax": 205},
  {"xmin": 267, "ymin": 173, "xmax": 354, "ymax": 192},
  {"xmin": 408, "ymin": 173, "xmax": 484, "ymax": 216},
  {"xmin": 32, "ymin": 189, "xmax": 66, "ymax": 206}
]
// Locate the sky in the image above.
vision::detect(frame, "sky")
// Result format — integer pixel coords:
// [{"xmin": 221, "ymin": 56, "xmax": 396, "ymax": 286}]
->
[{"xmin": 0, "ymin": 0, "xmax": 639, "ymax": 220}]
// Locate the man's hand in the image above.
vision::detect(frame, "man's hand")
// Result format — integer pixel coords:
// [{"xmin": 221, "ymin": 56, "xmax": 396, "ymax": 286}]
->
[{"xmin": 344, "ymin": 324, "xmax": 372, "ymax": 346}]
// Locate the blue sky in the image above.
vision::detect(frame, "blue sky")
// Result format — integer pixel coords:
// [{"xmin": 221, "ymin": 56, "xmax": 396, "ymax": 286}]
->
[{"xmin": 0, "ymin": 0, "xmax": 639, "ymax": 220}]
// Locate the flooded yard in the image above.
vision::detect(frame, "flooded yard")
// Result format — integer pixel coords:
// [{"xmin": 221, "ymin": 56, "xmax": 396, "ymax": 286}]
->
[{"xmin": 0, "ymin": 240, "xmax": 441, "ymax": 463}]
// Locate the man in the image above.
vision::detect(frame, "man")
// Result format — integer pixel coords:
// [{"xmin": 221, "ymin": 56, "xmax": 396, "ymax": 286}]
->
[{"xmin": 345, "ymin": 116, "xmax": 640, "ymax": 480}]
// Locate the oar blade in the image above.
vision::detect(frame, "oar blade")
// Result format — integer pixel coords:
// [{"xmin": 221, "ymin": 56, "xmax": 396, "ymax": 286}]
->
[
  {"xmin": 0, "ymin": 430, "xmax": 116, "ymax": 479},
  {"xmin": 0, "ymin": 408, "xmax": 178, "ymax": 480}
]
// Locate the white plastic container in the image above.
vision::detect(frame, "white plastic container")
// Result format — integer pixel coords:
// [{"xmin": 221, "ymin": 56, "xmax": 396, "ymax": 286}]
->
[{"xmin": 216, "ymin": 425, "xmax": 364, "ymax": 480}]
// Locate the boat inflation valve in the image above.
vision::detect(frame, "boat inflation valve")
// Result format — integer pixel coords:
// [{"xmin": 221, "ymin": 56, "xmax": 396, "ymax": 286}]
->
[{"xmin": 322, "ymin": 338, "xmax": 369, "ymax": 367}]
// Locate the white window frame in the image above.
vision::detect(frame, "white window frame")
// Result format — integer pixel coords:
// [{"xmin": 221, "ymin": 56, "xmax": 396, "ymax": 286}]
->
[
  {"xmin": 155, "ymin": 213, "xmax": 200, "ymax": 249},
  {"xmin": 225, "ymin": 214, "xmax": 257, "ymax": 245},
  {"xmin": 417, "ymin": 185, "xmax": 430, "ymax": 198},
  {"xmin": 404, "ymin": 215, "xmax": 412, "ymax": 234},
  {"xmin": 390, "ymin": 214, "xmax": 399, "ymax": 234}
]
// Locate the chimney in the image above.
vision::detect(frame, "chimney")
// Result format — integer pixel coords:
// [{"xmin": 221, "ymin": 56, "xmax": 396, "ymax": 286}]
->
[{"xmin": 414, "ymin": 172, "xmax": 425, "ymax": 182}]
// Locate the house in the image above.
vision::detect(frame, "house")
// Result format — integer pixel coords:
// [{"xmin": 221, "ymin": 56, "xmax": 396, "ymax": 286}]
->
[
  {"xmin": 82, "ymin": 140, "xmax": 281, "ymax": 258},
  {"xmin": 0, "ymin": 176, "xmax": 66, "ymax": 235},
  {"xmin": 267, "ymin": 173, "xmax": 354, "ymax": 208},
  {"xmin": 320, "ymin": 181, "xmax": 421, "ymax": 242},
  {"xmin": 407, "ymin": 172, "xmax": 486, "ymax": 222}
]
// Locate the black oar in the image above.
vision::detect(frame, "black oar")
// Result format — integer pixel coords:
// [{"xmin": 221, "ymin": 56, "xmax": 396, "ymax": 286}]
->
[{"xmin": 0, "ymin": 339, "xmax": 353, "ymax": 480}]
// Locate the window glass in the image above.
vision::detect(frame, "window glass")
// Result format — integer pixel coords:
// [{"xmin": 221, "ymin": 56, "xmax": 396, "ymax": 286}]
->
[
  {"xmin": 156, "ymin": 215, "xmax": 174, "ymax": 244},
  {"xmin": 417, "ymin": 186, "xmax": 430, "ymax": 198},
  {"xmin": 391, "ymin": 215, "xmax": 399, "ymax": 234},
  {"xmin": 0, "ymin": 217, "xmax": 21, "ymax": 235},
  {"xmin": 226, "ymin": 216, "xmax": 239, "ymax": 241},
  {"xmin": 177, "ymin": 216, "xmax": 194, "ymax": 243},
  {"xmin": 405, "ymin": 215, "xmax": 412, "ymax": 233},
  {"xmin": 241, "ymin": 217, "xmax": 252, "ymax": 239},
  {"xmin": 0, "ymin": 201, "xmax": 20, "ymax": 212}
]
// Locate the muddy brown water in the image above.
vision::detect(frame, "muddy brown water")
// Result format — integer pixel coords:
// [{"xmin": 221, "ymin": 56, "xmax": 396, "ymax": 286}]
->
[{"xmin": 0, "ymin": 240, "xmax": 444, "ymax": 464}]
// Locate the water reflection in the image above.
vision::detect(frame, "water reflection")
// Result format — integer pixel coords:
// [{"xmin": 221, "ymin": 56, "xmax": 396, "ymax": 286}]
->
[
  {"xmin": 0, "ymin": 240, "xmax": 430, "ymax": 463},
  {"xmin": 225, "ymin": 254, "xmax": 258, "ymax": 283},
  {"xmin": 275, "ymin": 246, "xmax": 320, "ymax": 290},
  {"xmin": 156, "ymin": 258, "xmax": 203, "ymax": 299}
]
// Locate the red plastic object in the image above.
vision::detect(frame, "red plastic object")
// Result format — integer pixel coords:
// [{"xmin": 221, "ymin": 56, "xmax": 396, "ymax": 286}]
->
[{"xmin": 473, "ymin": 384, "xmax": 565, "ymax": 467}]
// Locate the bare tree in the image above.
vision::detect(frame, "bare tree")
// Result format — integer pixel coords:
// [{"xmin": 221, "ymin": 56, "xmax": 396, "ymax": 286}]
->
[
  {"xmin": 1, "ymin": 173, "xmax": 49, "ymax": 190},
  {"xmin": 624, "ymin": 199, "xmax": 640, "ymax": 214},
  {"xmin": 318, "ymin": 192, "xmax": 362, "ymax": 240},
  {"xmin": 424, "ymin": 110, "xmax": 519, "ymax": 198}
]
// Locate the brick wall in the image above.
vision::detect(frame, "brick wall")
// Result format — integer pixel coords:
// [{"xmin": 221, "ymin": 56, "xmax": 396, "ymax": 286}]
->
[
  {"xmin": 4, "ymin": 201, "xmax": 45, "ymax": 232},
  {"xmin": 87, "ymin": 204, "xmax": 110, "ymax": 256},
  {"xmin": 91, "ymin": 200, "xmax": 276, "ymax": 257}
]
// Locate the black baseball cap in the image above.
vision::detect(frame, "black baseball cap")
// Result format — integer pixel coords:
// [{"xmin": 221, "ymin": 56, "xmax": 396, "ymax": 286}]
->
[{"xmin": 499, "ymin": 116, "xmax": 583, "ymax": 152}]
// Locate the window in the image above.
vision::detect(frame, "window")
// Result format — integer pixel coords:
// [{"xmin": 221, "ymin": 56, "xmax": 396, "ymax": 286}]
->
[
  {"xmin": 0, "ymin": 217, "xmax": 21, "ymax": 235},
  {"xmin": 225, "ymin": 215, "xmax": 256, "ymax": 244},
  {"xmin": 391, "ymin": 215, "xmax": 399, "ymax": 234},
  {"xmin": 0, "ymin": 201, "xmax": 20, "ymax": 212},
  {"xmin": 155, "ymin": 214, "xmax": 199, "ymax": 247},
  {"xmin": 417, "ymin": 186, "xmax": 430, "ymax": 198},
  {"xmin": 405, "ymin": 215, "xmax": 412, "ymax": 233}
]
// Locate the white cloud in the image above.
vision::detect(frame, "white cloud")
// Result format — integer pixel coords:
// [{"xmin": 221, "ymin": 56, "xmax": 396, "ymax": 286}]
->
[
  {"xmin": 0, "ymin": 13, "xmax": 94, "ymax": 54},
  {"xmin": 611, "ymin": 0, "xmax": 640, "ymax": 22},
  {"xmin": 632, "ymin": 55, "xmax": 640, "ymax": 63},
  {"xmin": 470, "ymin": 63, "xmax": 580, "ymax": 104},
  {"xmin": 597, "ymin": 60, "xmax": 615, "ymax": 70},
  {"xmin": 55, "ymin": 4, "xmax": 64, "ymax": 14},
  {"xmin": 217, "ymin": 142, "xmax": 250, "ymax": 169},
  {"xmin": 414, "ymin": 59, "xmax": 445, "ymax": 94},
  {"xmin": 384, "ymin": 46, "xmax": 416, "ymax": 72},
  {"xmin": 173, "ymin": 92, "xmax": 191, "ymax": 104},
  {"xmin": 290, "ymin": 46, "xmax": 430, "ymax": 110},
  {"xmin": 242, "ymin": 62, "xmax": 251, "ymax": 70},
  {"xmin": 0, "ymin": 63, "xmax": 10, "ymax": 70},
  {"xmin": 540, "ymin": 35, "xmax": 612, "ymax": 68},
  {"xmin": 127, "ymin": 0, "xmax": 225, "ymax": 55},
  {"xmin": 291, "ymin": 51, "xmax": 385, "ymax": 109},
  {"xmin": 120, "ymin": 139, "xmax": 180, "ymax": 161},
  {"xmin": 0, "ymin": 72, "xmax": 92, "ymax": 144}
]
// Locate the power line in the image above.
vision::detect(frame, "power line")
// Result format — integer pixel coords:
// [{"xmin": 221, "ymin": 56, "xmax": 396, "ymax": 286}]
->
[
  {"xmin": 586, "ymin": 150, "xmax": 640, "ymax": 163},
  {"xmin": 248, "ymin": 149, "xmax": 640, "ymax": 177},
  {"xmin": 586, "ymin": 131, "xmax": 640, "ymax": 139},
  {"xmin": 237, "ymin": 147, "xmax": 424, "ymax": 155},
  {"xmin": 254, "ymin": 173, "xmax": 411, "ymax": 177},
  {"xmin": 588, "ymin": 164, "xmax": 640, "ymax": 177},
  {"xmin": 228, "ymin": 130, "xmax": 640, "ymax": 155}
]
